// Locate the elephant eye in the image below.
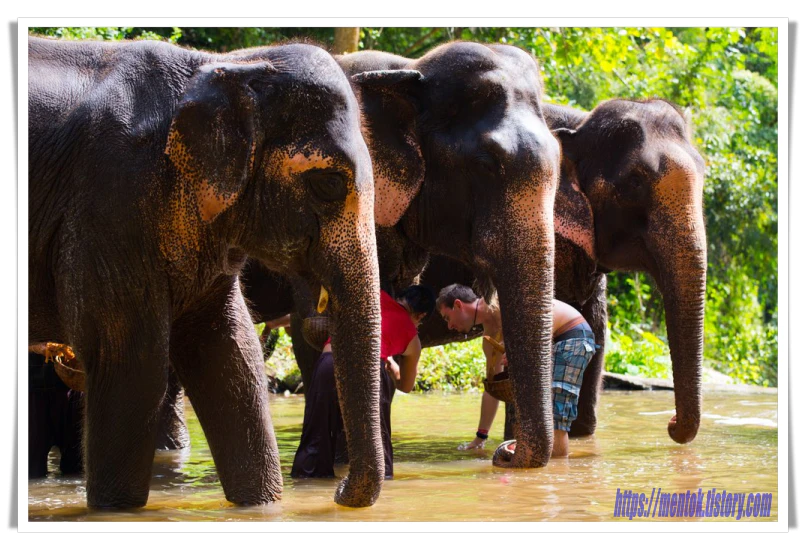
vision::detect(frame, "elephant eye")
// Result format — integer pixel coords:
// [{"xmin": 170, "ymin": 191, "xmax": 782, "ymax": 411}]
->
[{"xmin": 306, "ymin": 170, "xmax": 349, "ymax": 203}]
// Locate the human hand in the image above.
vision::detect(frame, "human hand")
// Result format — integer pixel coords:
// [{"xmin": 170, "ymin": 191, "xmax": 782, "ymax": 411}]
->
[
  {"xmin": 500, "ymin": 352, "xmax": 508, "ymax": 367},
  {"xmin": 384, "ymin": 357, "xmax": 401, "ymax": 381},
  {"xmin": 457, "ymin": 437, "xmax": 487, "ymax": 451}
]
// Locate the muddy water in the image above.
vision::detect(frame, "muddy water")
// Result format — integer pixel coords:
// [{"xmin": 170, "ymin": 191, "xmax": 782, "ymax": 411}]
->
[{"xmin": 28, "ymin": 390, "xmax": 778, "ymax": 522}]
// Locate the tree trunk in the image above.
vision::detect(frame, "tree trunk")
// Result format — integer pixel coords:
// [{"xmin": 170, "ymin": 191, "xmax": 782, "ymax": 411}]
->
[{"xmin": 333, "ymin": 28, "xmax": 360, "ymax": 54}]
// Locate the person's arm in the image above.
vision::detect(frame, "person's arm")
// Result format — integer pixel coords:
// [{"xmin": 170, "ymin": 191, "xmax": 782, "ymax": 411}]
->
[
  {"xmin": 28, "ymin": 343, "xmax": 48, "ymax": 355},
  {"xmin": 265, "ymin": 314, "xmax": 291, "ymax": 331},
  {"xmin": 458, "ymin": 332, "xmax": 502, "ymax": 450},
  {"xmin": 394, "ymin": 335, "xmax": 422, "ymax": 393},
  {"xmin": 459, "ymin": 391, "xmax": 500, "ymax": 450}
]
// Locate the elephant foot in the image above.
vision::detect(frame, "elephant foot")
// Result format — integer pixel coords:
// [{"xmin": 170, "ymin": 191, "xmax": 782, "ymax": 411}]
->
[
  {"xmin": 223, "ymin": 486, "xmax": 282, "ymax": 506},
  {"xmin": 667, "ymin": 415, "xmax": 699, "ymax": 444},
  {"xmin": 333, "ymin": 471, "xmax": 383, "ymax": 508},
  {"xmin": 492, "ymin": 440, "xmax": 517, "ymax": 468},
  {"xmin": 87, "ymin": 487, "xmax": 150, "ymax": 509}
]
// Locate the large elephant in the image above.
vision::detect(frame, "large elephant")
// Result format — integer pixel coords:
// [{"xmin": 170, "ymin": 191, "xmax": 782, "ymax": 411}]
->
[
  {"xmin": 415, "ymin": 98, "xmax": 707, "ymax": 445},
  {"xmin": 28, "ymin": 36, "xmax": 383, "ymax": 508},
  {"xmin": 240, "ymin": 42, "xmax": 561, "ymax": 468}
]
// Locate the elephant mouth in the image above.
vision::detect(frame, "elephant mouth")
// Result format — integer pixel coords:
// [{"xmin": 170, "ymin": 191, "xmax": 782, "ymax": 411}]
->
[{"xmin": 248, "ymin": 236, "xmax": 312, "ymax": 276}]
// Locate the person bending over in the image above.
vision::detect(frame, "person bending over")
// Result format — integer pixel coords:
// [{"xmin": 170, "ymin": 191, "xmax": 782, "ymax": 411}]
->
[
  {"xmin": 436, "ymin": 284, "xmax": 596, "ymax": 458},
  {"xmin": 291, "ymin": 285, "xmax": 436, "ymax": 479}
]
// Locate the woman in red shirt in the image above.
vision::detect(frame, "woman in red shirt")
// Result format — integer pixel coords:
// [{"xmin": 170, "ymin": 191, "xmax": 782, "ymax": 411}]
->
[{"xmin": 291, "ymin": 285, "xmax": 436, "ymax": 479}]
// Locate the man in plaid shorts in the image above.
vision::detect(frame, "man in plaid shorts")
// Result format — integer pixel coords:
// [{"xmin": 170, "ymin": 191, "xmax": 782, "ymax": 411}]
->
[{"xmin": 437, "ymin": 284, "xmax": 596, "ymax": 458}]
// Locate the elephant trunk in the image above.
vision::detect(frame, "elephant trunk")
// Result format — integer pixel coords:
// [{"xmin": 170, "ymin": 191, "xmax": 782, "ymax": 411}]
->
[
  {"xmin": 485, "ymin": 181, "xmax": 557, "ymax": 467},
  {"xmin": 647, "ymin": 180, "xmax": 707, "ymax": 444},
  {"xmin": 316, "ymin": 193, "xmax": 384, "ymax": 507}
]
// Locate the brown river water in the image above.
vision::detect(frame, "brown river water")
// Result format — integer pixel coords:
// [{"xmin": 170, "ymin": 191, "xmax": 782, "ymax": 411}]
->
[{"xmin": 28, "ymin": 390, "xmax": 778, "ymax": 522}]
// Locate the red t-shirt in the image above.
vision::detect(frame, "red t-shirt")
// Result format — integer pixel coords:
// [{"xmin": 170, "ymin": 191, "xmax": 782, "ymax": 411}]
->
[
  {"xmin": 379, "ymin": 290, "xmax": 418, "ymax": 360},
  {"xmin": 325, "ymin": 290, "xmax": 417, "ymax": 360}
]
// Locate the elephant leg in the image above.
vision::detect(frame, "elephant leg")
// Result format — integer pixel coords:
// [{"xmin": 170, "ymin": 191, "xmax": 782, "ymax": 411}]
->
[
  {"xmin": 170, "ymin": 276, "xmax": 282, "ymax": 505},
  {"xmin": 289, "ymin": 313, "xmax": 322, "ymax": 395},
  {"xmin": 570, "ymin": 274, "xmax": 607, "ymax": 437},
  {"xmin": 80, "ymin": 318, "xmax": 171, "ymax": 508},
  {"xmin": 154, "ymin": 367, "xmax": 190, "ymax": 451}
]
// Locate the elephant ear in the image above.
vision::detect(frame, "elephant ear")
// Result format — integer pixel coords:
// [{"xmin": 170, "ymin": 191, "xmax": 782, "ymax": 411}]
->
[
  {"xmin": 351, "ymin": 70, "xmax": 425, "ymax": 227},
  {"xmin": 553, "ymin": 126, "xmax": 597, "ymax": 261},
  {"xmin": 166, "ymin": 62, "xmax": 276, "ymax": 223},
  {"xmin": 553, "ymin": 127, "xmax": 579, "ymax": 164}
]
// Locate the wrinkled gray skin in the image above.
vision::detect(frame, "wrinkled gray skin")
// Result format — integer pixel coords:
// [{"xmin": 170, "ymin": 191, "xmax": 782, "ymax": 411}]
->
[{"xmin": 28, "ymin": 36, "xmax": 382, "ymax": 508}]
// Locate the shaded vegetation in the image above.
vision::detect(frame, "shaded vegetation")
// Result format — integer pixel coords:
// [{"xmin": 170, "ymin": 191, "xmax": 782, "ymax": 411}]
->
[{"xmin": 31, "ymin": 26, "xmax": 778, "ymax": 386}]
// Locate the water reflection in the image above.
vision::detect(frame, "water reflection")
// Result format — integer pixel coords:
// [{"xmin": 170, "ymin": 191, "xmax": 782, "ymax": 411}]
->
[{"xmin": 28, "ymin": 390, "xmax": 778, "ymax": 522}]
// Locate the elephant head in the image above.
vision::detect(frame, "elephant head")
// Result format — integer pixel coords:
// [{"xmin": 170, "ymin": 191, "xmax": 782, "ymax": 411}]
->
[
  {"xmin": 552, "ymin": 99, "xmax": 707, "ymax": 444},
  {"xmin": 164, "ymin": 45, "xmax": 384, "ymax": 507},
  {"xmin": 344, "ymin": 42, "xmax": 561, "ymax": 467}
]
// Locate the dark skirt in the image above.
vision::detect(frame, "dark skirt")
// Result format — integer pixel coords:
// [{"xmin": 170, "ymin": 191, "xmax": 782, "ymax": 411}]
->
[
  {"xmin": 291, "ymin": 353, "xmax": 395, "ymax": 478},
  {"xmin": 28, "ymin": 352, "xmax": 84, "ymax": 478}
]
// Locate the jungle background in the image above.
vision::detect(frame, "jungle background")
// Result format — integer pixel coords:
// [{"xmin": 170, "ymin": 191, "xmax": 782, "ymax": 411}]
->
[{"xmin": 29, "ymin": 26, "xmax": 779, "ymax": 388}]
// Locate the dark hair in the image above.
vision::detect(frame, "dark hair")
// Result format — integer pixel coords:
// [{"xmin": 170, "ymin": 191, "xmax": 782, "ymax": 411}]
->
[
  {"xmin": 398, "ymin": 285, "xmax": 437, "ymax": 316},
  {"xmin": 436, "ymin": 284, "xmax": 478, "ymax": 309}
]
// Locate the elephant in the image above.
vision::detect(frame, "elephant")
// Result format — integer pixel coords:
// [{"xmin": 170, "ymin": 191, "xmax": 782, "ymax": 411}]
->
[
  {"xmin": 235, "ymin": 42, "xmax": 562, "ymax": 468},
  {"xmin": 548, "ymin": 98, "xmax": 707, "ymax": 444},
  {"xmin": 28, "ymin": 36, "xmax": 384, "ymax": 508},
  {"xmin": 413, "ymin": 98, "xmax": 707, "ymax": 445}
]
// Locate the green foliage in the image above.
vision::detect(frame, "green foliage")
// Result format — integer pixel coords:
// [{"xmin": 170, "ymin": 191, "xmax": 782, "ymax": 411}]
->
[
  {"xmin": 29, "ymin": 27, "xmax": 184, "ymax": 43},
  {"xmin": 605, "ymin": 273, "xmax": 672, "ymax": 380},
  {"xmin": 704, "ymin": 274, "xmax": 777, "ymax": 386},
  {"xmin": 415, "ymin": 341, "xmax": 487, "ymax": 392},
  {"xmin": 605, "ymin": 327, "xmax": 672, "ymax": 380},
  {"xmin": 32, "ymin": 25, "xmax": 778, "ymax": 386},
  {"xmin": 263, "ymin": 329, "xmax": 303, "ymax": 391},
  {"xmin": 29, "ymin": 26, "xmax": 332, "ymax": 52}
]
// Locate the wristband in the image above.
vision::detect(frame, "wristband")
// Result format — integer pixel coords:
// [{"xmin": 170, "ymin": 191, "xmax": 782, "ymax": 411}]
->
[{"xmin": 476, "ymin": 430, "xmax": 489, "ymax": 440}]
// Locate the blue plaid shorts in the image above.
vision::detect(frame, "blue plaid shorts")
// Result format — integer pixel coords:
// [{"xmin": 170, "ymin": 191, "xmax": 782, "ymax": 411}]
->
[{"xmin": 553, "ymin": 336, "xmax": 596, "ymax": 431}]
